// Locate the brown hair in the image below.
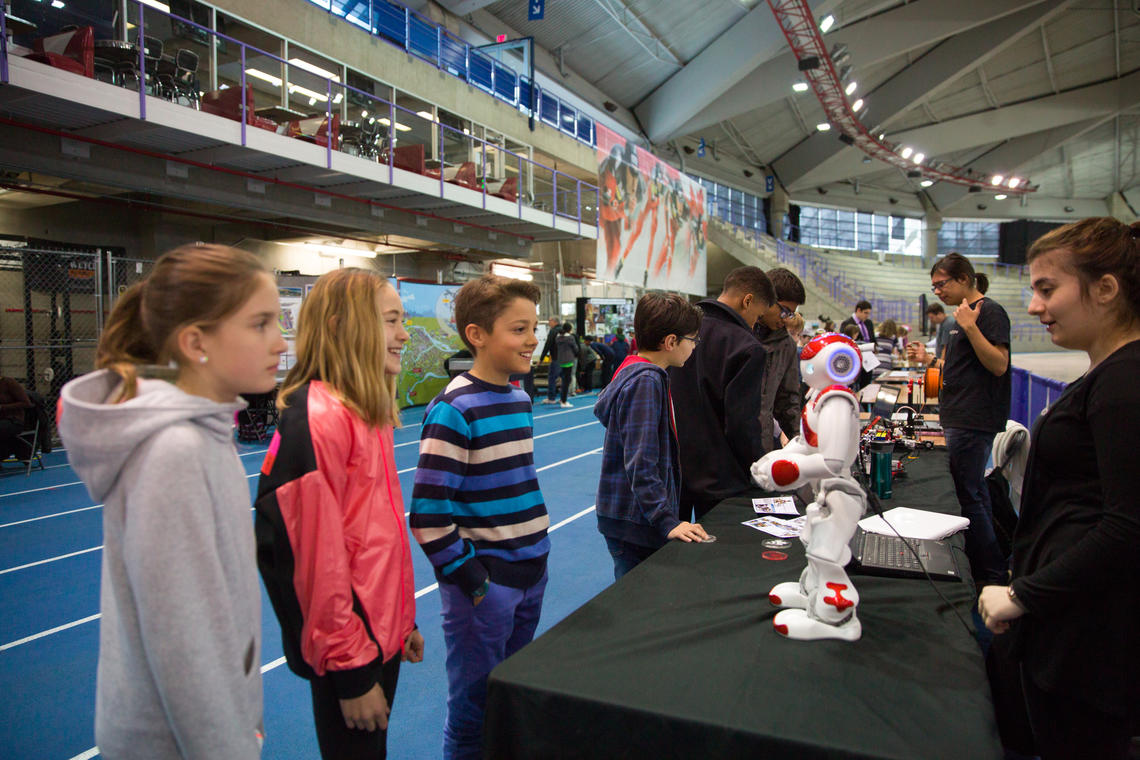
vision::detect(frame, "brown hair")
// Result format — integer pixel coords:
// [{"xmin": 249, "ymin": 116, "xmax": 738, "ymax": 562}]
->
[
  {"xmin": 1027, "ymin": 217, "xmax": 1140, "ymax": 324},
  {"xmin": 931, "ymin": 252, "xmax": 989, "ymax": 295},
  {"xmin": 453, "ymin": 274, "xmax": 541, "ymax": 353},
  {"xmin": 721, "ymin": 266, "xmax": 776, "ymax": 306},
  {"xmin": 279, "ymin": 268, "xmax": 399, "ymax": 428},
  {"xmin": 96, "ymin": 244, "xmax": 269, "ymax": 402},
  {"xmin": 878, "ymin": 319, "xmax": 898, "ymax": 338},
  {"xmin": 634, "ymin": 293, "xmax": 702, "ymax": 351},
  {"xmin": 766, "ymin": 267, "xmax": 806, "ymax": 305}
]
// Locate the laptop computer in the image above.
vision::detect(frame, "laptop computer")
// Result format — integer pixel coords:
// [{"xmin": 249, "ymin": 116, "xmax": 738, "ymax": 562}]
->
[
  {"xmin": 847, "ymin": 527, "xmax": 963, "ymax": 582},
  {"xmin": 872, "ymin": 385, "xmax": 901, "ymax": 422}
]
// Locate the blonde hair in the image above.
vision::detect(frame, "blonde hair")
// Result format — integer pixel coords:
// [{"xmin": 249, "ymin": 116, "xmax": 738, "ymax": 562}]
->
[
  {"xmin": 96, "ymin": 244, "xmax": 269, "ymax": 403},
  {"xmin": 279, "ymin": 268, "xmax": 399, "ymax": 428}
]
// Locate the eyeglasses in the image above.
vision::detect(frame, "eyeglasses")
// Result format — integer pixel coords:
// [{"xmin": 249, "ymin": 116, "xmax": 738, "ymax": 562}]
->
[
  {"xmin": 681, "ymin": 335, "xmax": 701, "ymax": 346},
  {"xmin": 778, "ymin": 305, "xmax": 796, "ymax": 319},
  {"xmin": 930, "ymin": 278, "xmax": 952, "ymax": 293}
]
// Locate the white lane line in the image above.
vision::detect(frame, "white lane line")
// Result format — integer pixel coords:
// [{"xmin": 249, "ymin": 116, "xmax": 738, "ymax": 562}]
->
[
  {"xmin": 535, "ymin": 421, "xmax": 598, "ymax": 440},
  {"xmin": 0, "ymin": 613, "xmax": 101, "ymax": 653},
  {"xmin": 67, "ymin": 748, "xmax": 99, "ymax": 760},
  {"xmin": 0, "ymin": 479, "xmax": 86, "ymax": 500},
  {"xmin": 260, "ymin": 656, "xmax": 286, "ymax": 673},
  {"xmin": 536, "ymin": 448, "xmax": 601, "ymax": 472},
  {"xmin": 0, "ymin": 545, "xmax": 102, "ymax": 575},
  {"xmin": 0, "ymin": 504, "xmax": 103, "ymax": 529},
  {"xmin": 549, "ymin": 504, "xmax": 596, "ymax": 532}
]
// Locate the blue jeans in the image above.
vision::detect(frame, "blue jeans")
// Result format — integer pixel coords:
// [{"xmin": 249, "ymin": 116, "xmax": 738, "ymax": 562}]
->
[
  {"xmin": 604, "ymin": 536, "xmax": 660, "ymax": 580},
  {"xmin": 439, "ymin": 574, "xmax": 547, "ymax": 760},
  {"xmin": 944, "ymin": 427, "xmax": 1007, "ymax": 586}
]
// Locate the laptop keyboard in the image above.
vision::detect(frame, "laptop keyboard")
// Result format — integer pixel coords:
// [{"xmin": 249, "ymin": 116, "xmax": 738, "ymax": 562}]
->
[{"xmin": 863, "ymin": 532, "xmax": 924, "ymax": 570}]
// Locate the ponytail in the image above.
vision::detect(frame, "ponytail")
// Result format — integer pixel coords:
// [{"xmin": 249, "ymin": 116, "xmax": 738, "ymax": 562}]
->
[
  {"xmin": 96, "ymin": 282, "xmax": 156, "ymax": 403},
  {"xmin": 975, "ymin": 272, "xmax": 989, "ymax": 295},
  {"xmin": 93, "ymin": 244, "xmax": 269, "ymax": 403}
]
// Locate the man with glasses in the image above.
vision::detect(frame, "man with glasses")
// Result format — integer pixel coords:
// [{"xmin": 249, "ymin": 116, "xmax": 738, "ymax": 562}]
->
[
  {"xmin": 754, "ymin": 268, "xmax": 807, "ymax": 453},
  {"xmin": 669, "ymin": 266, "xmax": 776, "ymax": 521}
]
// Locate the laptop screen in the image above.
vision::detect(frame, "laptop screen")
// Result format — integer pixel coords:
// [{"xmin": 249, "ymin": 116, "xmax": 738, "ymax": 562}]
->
[{"xmin": 873, "ymin": 385, "xmax": 901, "ymax": 421}]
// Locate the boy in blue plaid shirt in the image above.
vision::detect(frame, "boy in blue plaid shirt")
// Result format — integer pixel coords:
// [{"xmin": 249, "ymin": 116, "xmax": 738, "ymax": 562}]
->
[{"xmin": 593, "ymin": 293, "xmax": 709, "ymax": 579}]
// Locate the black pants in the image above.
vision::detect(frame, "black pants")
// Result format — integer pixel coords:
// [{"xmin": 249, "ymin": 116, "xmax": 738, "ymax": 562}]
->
[
  {"xmin": 310, "ymin": 655, "xmax": 401, "ymax": 760},
  {"xmin": 559, "ymin": 365, "xmax": 573, "ymax": 403},
  {"xmin": 580, "ymin": 364, "xmax": 595, "ymax": 392},
  {"xmin": 1021, "ymin": 666, "xmax": 1132, "ymax": 760}
]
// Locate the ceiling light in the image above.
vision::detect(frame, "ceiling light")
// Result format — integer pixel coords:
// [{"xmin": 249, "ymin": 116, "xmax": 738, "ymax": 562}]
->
[
  {"xmin": 140, "ymin": 0, "xmax": 170, "ymax": 11},
  {"xmin": 912, "ymin": 153, "xmax": 924, "ymax": 164},
  {"xmin": 994, "ymin": 194, "xmax": 1008, "ymax": 200},
  {"xmin": 900, "ymin": 147, "xmax": 913, "ymax": 159},
  {"xmin": 377, "ymin": 118, "xmax": 412, "ymax": 132},
  {"xmin": 838, "ymin": 64, "xmax": 852, "ymax": 82},
  {"xmin": 332, "ymin": 93, "xmax": 343, "ymax": 104},
  {"xmin": 288, "ymin": 84, "xmax": 328, "ymax": 102},
  {"xmin": 845, "ymin": 81, "xmax": 857, "ymax": 96},
  {"xmin": 991, "ymin": 174, "xmax": 1004, "ymax": 186},
  {"xmin": 1007, "ymin": 177, "xmax": 1021, "ymax": 189},
  {"xmin": 245, "ymin": 68, "xmax": 282, "ymax": 87},
  {"xmin": 816, "ymin": 123, "xmax": 831, "ymax": 132},
  {"xmin": 360, "ymin": 109, "xmax": 368, "ymax": 118},
  {"xmin": 820, "ymin": 14, "xmax": 835, "ymax": 32},
  {"xmin": 51, "ymin": 0, "xmax": 65, "ymax": 7},
  {"xmin": 492, "ymin": 263, "xmax": 534, "ymax": 281},
  {"xmin": 920, "ymin": 180, "xmax": 933, "ymax": 188},
  {"xmin": 416, "ymin": 110, "xmax": 434, "ymax": 120},
  {"xmin": 852, "ymin": 98, "xmax": 864, "ymax": 112},
  {"xmin": 878, "ymin": 133, "xmax": 885, "ymax": 140},
  {"xmin": 792, "ymin": 82, "xmax": 809, "ymax": 93},
  {"xmin": 289, "ymin": 58, "xmax": 341, "ymax": 82}
]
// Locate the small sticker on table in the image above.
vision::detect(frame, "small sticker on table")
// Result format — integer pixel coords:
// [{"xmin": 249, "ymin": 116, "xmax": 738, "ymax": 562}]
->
[
  {"xmin": 762, "ymin": 551, "xmax": 789, "ymax": 561},
  {"xmin": 761, "ymin": 538, "xmax": 792, "ymax": 549}
]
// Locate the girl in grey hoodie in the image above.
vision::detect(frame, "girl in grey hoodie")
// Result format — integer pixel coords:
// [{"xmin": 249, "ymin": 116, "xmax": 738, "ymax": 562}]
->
[{"xmin": 59, "ymin": 244, "xmax": 287, "ymax": 760}]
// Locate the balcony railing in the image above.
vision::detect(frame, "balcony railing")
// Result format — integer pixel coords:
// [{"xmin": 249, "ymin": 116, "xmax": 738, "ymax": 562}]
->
[
  {"xmin": 1, "ymin": 1, "xmax": 600, "ymax": 230},
  {"xmin": 309, "ymin": 0, "xmax": 596, "ymax": 148}
]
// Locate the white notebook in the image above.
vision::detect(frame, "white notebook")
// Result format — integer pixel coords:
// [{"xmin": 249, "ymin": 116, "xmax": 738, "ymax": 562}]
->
[{"xmin": 858, "ymin": 507, "xmax": 970, "ymax": 541}]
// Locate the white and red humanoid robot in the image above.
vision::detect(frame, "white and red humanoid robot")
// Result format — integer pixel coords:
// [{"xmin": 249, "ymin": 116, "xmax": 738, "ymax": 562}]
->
[{"xmin": 751, "ymin": 333, "xmax": 879, "ymax": 642}]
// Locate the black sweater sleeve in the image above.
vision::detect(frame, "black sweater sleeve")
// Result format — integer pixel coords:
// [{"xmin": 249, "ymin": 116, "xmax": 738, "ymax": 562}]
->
[{"xmin": 1012, "ymin": 358, "xmax": 1140, "ymax": 615}]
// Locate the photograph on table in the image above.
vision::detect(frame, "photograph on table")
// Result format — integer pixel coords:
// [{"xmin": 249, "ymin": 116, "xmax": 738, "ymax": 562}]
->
[{"xmin": 595, "ymin": 124, "xmax": 707, "ymax": 295}]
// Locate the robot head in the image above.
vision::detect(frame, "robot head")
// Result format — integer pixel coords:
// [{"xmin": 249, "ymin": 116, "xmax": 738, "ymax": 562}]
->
[{"xmin": 799, "ymin": 333, "xmax": 863, "ymax": 390}]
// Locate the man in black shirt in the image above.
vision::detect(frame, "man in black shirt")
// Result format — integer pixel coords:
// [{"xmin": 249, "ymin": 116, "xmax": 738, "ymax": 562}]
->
[
  {"xmin": 670, "ymin": 267, "xmax": 775, "ymax": 520},
  {"xmin": 912, "ymin": 254, "xmax": 1011, "ymax": 587}
]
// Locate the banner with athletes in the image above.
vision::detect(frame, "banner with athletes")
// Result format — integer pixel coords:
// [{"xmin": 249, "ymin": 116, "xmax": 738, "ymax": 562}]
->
[{"xmin": 595, "ymin": 124, "xmax": 707, "ymax": 295}]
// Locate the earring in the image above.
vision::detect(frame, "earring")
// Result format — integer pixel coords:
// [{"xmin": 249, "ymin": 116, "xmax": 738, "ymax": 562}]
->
[{"xmin": 199, "ymin": 355, "xmax": 208, "ymax": 364}]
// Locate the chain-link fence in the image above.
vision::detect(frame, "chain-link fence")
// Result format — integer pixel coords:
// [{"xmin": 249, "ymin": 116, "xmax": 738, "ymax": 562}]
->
[{"xmin": 0, "ymin": 247, "xmax": 151, "ymax": 444}]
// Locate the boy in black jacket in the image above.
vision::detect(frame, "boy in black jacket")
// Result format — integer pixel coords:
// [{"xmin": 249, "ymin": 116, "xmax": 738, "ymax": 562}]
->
[{"xmin": 669, "ymin": 266, "xmax": 776, "ymax": 520}]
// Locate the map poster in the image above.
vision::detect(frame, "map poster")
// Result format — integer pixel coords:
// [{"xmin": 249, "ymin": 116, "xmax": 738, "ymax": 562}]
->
[
  {"xmin": 396, "ymin": 280, "xmax": 464, "ymax": 408},
  {"xmin": 595, "ymin": 123, "xmax": 707, "ymax": 295}
]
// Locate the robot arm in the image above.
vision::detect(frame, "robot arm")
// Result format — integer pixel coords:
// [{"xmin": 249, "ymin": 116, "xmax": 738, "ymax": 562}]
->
[{"xmin": 751, "ymin": 394, "xmax": 859, "ymax": 492}]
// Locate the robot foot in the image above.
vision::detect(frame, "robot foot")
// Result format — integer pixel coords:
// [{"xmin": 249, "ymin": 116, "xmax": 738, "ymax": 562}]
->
[
  {"xmin": 772, "ymin": 608, "xmax": 862, "ymax": 642},
  {"xmin": 768, "ymin": 582, "xmax": 809, "ymax": 610}
]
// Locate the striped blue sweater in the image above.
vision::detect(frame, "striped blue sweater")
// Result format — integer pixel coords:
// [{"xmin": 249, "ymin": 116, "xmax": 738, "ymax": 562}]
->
[{"xmin": 410, "ymin": 373, "xmax": 550, "ymax": 595}]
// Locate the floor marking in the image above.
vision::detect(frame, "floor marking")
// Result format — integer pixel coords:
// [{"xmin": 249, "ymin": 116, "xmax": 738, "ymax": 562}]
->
[
  {"xmin": 1, "ymin": 613, "xmax": 101, "ymax": 652},
  {"xmin": 0, "ymin": 545, "xmax": 102, "ymax": 575}
]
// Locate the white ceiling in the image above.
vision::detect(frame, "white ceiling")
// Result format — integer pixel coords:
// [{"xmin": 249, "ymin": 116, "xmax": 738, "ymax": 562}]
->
[{"xmin": 461, "ymin": 0, "xmax": 1140, "ymax": 218}]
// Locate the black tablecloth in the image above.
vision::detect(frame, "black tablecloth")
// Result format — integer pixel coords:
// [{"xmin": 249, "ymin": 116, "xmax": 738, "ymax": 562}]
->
[{"xmin": 485, "ymin": 451, "xmax": 1002, "ymax": 759}]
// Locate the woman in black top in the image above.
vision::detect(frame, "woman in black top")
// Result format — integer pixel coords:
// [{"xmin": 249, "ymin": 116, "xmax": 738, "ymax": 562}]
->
[{"xmin": 979, "ymin": 217, "xmax": 1140, "ymax": 759}]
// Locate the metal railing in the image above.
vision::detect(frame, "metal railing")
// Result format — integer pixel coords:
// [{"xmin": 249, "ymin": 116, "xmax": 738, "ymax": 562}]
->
[
  {"xmin": 2, "ymin": 2, "xmax": 600, "ymax": 230},
  {"xmin": 1010, "ymin": 367, "xmax": 1067, "ymax": 427},
  {"xmin": 309, "ymin": 0, "xmax": 596, "ymax": 148}
]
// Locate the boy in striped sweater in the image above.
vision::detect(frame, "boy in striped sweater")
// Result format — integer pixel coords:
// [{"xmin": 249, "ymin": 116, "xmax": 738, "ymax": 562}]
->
[{"xmin": 410, "ymin": 274, "xmax": 549, "ymax": 760}]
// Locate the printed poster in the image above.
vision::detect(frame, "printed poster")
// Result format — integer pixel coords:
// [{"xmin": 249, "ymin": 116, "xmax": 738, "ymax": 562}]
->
[
  {"xmin": 395, "ymin": 281, "xmax": 465, "ymax": 409},
  {"xmin": 596, "ymin": 123, "xmax": 707, "ymax": 295}
]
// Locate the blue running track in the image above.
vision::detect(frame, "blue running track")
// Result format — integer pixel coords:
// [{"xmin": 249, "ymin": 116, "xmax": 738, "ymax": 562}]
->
[{"xmin": 0, "ymin": 394, "xmax": 610, "ymax": 760}]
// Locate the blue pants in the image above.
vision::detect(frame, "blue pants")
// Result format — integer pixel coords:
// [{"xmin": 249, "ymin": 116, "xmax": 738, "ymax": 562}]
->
[
  {"xmin": 604, "ymin": 536, "xmax": 659, "ymax": 580},
  {"xmin": 944, "ymin": 427, "xmax": 1006, "ymax": 586},
  {"xmin": 439, "ymin": 574, "xmax": 547, "ymax": 760}
]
